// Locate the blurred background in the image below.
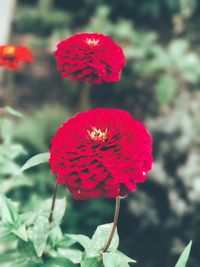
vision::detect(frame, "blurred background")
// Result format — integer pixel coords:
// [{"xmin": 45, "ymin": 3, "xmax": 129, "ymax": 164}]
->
[{"xmin": 0, "ymin": 0, "xmax": 200, "ymax": 266}]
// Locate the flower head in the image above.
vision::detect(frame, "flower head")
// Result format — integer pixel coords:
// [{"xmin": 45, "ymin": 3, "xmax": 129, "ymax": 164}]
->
[
  {"xmin": 0, "ymin": 45, "xmax": 33, "ymax": 70},
  {"xmin": 55, "ymin": 33, "xmax": 126, "ymax": 84},
  {"xmin": 49, "ymin": 108, "xmax": 153, "ymax": 200}
]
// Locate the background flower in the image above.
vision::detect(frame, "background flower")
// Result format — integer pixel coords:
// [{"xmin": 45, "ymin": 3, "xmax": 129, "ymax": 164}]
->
[
  {"xmin": 55, "ymin": 33, "xmax": 126, "ymax": 84},
  {"xmin": 49, "ymin": 108, "xmax": 153, "ymax": 200},
  {"xmin": 0, "ymin": 45, "xmax": 33, "ymax": 70}
]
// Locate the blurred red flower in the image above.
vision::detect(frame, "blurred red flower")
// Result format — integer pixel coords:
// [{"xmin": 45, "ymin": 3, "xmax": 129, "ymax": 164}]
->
[
  {"xmin": 0, "ymin": 45, "xmax": 33, "ymax": 70},
  {"xmin": 49, "ymin": 108, "xmax": 153, "ymax": 200},
  {"xmin": 55, "ymin": 33, "xmax": 126, "ymax": 84}
]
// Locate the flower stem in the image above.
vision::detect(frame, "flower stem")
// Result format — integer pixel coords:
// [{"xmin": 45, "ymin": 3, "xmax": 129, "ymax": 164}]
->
[
  {"xmin": 79, "ymin": 83, "xmax": 90, "ymax": 111},
  {"xmin": 7, "ymin": 71, "xmax": 14, "ymax": 105},
  {"xmin": 48, "ymin": 182, "xmax": 59, "ymax": 223},
  {"xmin": 101, "ymin": 197, "xmax": 121, "ymax": 253}
]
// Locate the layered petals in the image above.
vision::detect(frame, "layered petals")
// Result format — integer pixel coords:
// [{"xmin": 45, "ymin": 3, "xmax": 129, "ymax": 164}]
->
[
  {"xmin": 55, "ymin": 33, "xmax": 126, "ymax": 84},
  {"xmin": 49, "ymin": 108, "xmax": 153, "ymax": 200},
  {"xmin": 0, "ymin": 45, "xmax": 33, "ymax": 70}
]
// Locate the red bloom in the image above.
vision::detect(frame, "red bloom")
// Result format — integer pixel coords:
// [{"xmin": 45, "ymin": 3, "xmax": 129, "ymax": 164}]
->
[
  {"xmin": 55, "ymin": 33, "xmax": 126, "ymax": 84},
  {"xmin": 49, "ymin": 108, "xmax": 153, "ymax": 200},
  {"xmin": 0, "ymin": 45, "xmax": 33, "ymax": 70}
]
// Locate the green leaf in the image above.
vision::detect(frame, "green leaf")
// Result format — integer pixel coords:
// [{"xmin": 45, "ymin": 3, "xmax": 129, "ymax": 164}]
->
[
  {"xmin": 49, "ymin": 225, "xmax": 63, "ymax": 245},
  {"xmin": 42, "ymin": 197, "xmax": 66, "ymax": 225},
  {"xmin": 0, "ymin": 175, "xmax": 33, "ymax": 194},
  {"xmin": 44, "ymin": 257, "xmax": 76, "ymax": 267},
  {"xmin": 66, "ymin": 234, "xmax": 91, "ymax": 252},
  {"xmin": 103, "ymin": 252, "xmax": 136, "ymax": 267},
  {"xmin": 0, "ymin": 195, "xmax": 19, "ymax": 225},
  {"xmin": 12, "ymin": 224, "xmax": 28, "ymax": 242},
  {"xmin": 1, "ymin": 119, "xmax": 13, "ymax": 144},
  {"xmin": 4, "ymin": 106, "xmax": 23, "ymax": 117},
  {"xmin": 0, "ymin": 229, "xmax": 17, "ymax": 243},
  {"xmin": 54, "ymin": 234, "xmax": 76, "ymax": 249},
  {"xmin": 81, "ymin": 257, "xmax": 103, "ymax": 267},
  {"xmin": 175, "ymin": 241, "xmax": 192, "ymax": 267},
  {"xmin": 0, "ymin": 249, "xmax": 21, "ymax": 264},
  {"xmin": 32, "ymin": 215, "xmax": 50, "ymax": 257},
  {"xmin": 115, "ymin": 251, "xmax": 136, "ymax": 264},
  {"xmin": 57, "ymin": 248, "xmax": 82, "ymax": 264},
  {"xmin": 155, "ymin": 74, "xmax": 177, "ymax": 105},
  {"xmin": 21, "ymin": 152, "xmax": 50, "ymax": 172},
  {"xmin": 18, "ymin": 240, "xmax": 43, "ymax": 266},
  {"xmin": 91, "ymin": 223, "xmax": 119, "ymax": 252}
]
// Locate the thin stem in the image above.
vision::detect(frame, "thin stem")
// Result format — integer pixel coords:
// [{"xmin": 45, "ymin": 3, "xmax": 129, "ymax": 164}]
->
[
  {"xmin": 7, "ymin": 71, "xmax": 14, "ymax": 105},
  {"xmin": 101, "ymin": 197, "xmax": 121, "ymax": 253},
  {"xmin": 79, "ymin": 83, "xmax": 90, "ymax": 111},
  {"xmin": 48, "ymin": 182, "xmax": 59, "ymax": 223}
]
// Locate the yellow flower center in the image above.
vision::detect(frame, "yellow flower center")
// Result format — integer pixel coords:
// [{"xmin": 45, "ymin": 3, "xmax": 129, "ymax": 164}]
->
[
  {"xmin": 87, "ymin": 127, "xmax": 108, "ymax": 142},
  {"xmin": 86, "ymin": 38, "xmax": 99, "ymax": 46},
  {"xmin": 2, "ymin": 46, "xmax": 16, "ymax": 59}
]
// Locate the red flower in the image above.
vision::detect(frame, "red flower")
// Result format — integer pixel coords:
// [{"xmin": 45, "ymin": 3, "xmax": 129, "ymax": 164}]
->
[
  {"xmin": 49, "ymin": 108, "xmax": 153, "ymax": 200},
  {"xmin": 0, "ymin": 45, "xmax": 33, "ymax": 70},
  {"xmin": 55, "ymin": 33, "xmax": 126, "ymax": 84}
]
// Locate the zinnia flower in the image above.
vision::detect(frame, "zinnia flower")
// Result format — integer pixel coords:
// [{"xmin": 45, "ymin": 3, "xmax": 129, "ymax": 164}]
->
[
  {"xmin": 55, "ymin": 33, "xmax": 126, "ymax": 84},
  {"xmin": 0, "ymin": 45, "xmax": 33, "ymax": 70},
  {"xmin": 49, "ymin": 108, "xmax": 153, "ymax": 200}
]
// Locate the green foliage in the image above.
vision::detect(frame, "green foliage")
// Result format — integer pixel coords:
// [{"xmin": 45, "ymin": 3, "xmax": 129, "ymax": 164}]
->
[
  {"xmin": 155, "ymin": 74, "xmax": 177, "ymax": 105},
  {"xmin": 0, "ymin": 109, "xmax": 32, "ymax": 194},
  {"xmin": 0, "ymin": 193, "xmax": 136, "ymax": 267},
  {"xmin": 66, "ymin": 223, "xmax": 136, "ymax": 266},
  {"xmin": 14, "ymin": 105, "xmax": 71, "ymax": 152},
  {"xmin": 14, "ymin": 5, "xmax": 72, "ymax": 35}
]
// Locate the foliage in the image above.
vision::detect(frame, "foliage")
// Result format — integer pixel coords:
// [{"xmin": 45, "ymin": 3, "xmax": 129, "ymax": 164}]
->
[{"xmin": 1, "ymin": 0, "xmax": 199, "ymax": 266}]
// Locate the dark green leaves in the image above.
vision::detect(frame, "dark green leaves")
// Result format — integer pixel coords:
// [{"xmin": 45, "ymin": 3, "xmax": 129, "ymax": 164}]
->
[{"xmin": 155, "ymin": 74, "xmax": 177, "ymax": 105}]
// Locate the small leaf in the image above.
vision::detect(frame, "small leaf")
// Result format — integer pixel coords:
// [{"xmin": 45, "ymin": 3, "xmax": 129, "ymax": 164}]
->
[
  {"xmin": 44, "ymin": 257, "xmax": 76, "ymax": 267},
  {"xmin": 0, "ymin": 249, "xmax": 20, "ymax": 264},
  {"xmin": 81, "ymin": 257, "xmax": 103, "ymax": 267},
  {"xmin": 32, "ymin": 215, "xmax": 50, "ymax": 257},
  {"xmin": 91, "ymin": 223, "xmax": 119, "ymax": 252},
  {"xmin": 55, "ymin": 234, "xmax": 76, "ymax": 249},
  {"xmin": 1, "ymin": 119, "xmax": 13, "ymax": 144},
  {"xmin": 66, "ymin": 234, "xmax": 92, "ymax": 251},
  {"xmin": 48, "ymin": 198, "xmax": 66, "ymax": 224},
  {"xmin": 115, "ymin": 251, "xmax": 136, "ymax": 263},
  {"xmin": 0, "ymin": 175, "xmax": 33, "ymax": 194},
  {"xmin": 40, "ymin": 197, "xmax": 67, "ymax": 225},
  {"xmin": 21, "ymin": 152, "xmax": 50, "ymax": 171},
  {"xmin": 18, "ymin": 240, "xmax": 43, "ymax": 266},
  {"xmin": 175, "ymin": 241, "xmax": 192, "ymax": 267},
  {"xmin": 4, "ymin": 106, "xmax": 23, "ymax": 117},
  {"xmin": 50, "ymin": 226, "xmax": 63, "ymax": 245},
  {"xmin": 0, "ymin": 195, "xmax": 19, "ymax": 225},
  {"xmin": 0, "ymin": 229, "xmax": 17, "ymax": 243},
  {"xmin": 155, "ymin": 74, "xmax": 177, "ymax": 105},
  {"xmin": 12, "ymin": 224, "xmax": 28, "ymax": 242},
  {"xmin": 103, "ymin": 252, "xmax": 133, "ymax": 267},
  {"xmin": 57, "ymin": 248, "xmax": 82, "ymax": 264}
]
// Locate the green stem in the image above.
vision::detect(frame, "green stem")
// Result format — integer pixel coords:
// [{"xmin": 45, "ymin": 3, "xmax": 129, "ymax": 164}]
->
[
  {"xmin": 48, "ymin": 182, "xmax": 59, "ymax": 223},
  {"xmin": 79, "ymin": 83, "xmax": 90, "ymax": 111},
  {"xmin": 7, "ymin": 71, "xmax": 14, "ymax": 105},
  {"xmin": 101, "ymin": 197, "xmax": 121, "ymax": 253}
]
